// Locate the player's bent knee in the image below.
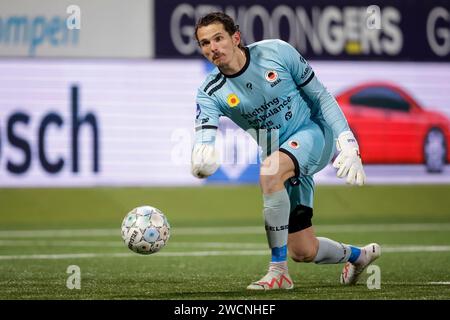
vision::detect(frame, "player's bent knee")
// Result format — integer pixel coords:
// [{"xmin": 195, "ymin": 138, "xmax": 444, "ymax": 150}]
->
[
  {"xmin": 259, "ymin": 173, "xmax": 283, "ymax": 194},
  {"xmin": 289, "ymin": 248, "xmax": 317, "ymax": 263}
]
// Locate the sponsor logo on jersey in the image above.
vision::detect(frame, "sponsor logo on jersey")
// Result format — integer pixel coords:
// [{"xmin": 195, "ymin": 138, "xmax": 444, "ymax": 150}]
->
[
  {"xmin": 300, "ymin": 65, "xmax": 312, "ymax": 81},
  {"xmin": 285, "ymin": 111, "xmax": 292, "ymax": 120},
  {"xmin": 227, "ymin": 93, "xmax": 240, "ymax": 108},
  {"xmin": 289, "ymin": 140, "xmax": 299, "ymax": 149}
]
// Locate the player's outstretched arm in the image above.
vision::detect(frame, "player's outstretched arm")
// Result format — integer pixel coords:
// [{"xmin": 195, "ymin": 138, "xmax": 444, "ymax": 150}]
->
[
  {"xmin": 191, "ymin": 143, "xmax": 220, "ymax": 179},
  {"xmin": 299, "ymin": 77, "xmax": 366, "ymax": 185},
  {"xmin": 277, "ymin": 40, "xmax": 366, "ymax": 185},
  {"xmin": 332, "ymin": 131, "xmax": 366, "ymax": 186}
]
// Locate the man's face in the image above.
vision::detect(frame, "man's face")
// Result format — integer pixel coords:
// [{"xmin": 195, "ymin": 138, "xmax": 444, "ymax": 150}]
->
[{"xmin": 197, "ymin": 23, "xmax": 240, "ymax": 68}]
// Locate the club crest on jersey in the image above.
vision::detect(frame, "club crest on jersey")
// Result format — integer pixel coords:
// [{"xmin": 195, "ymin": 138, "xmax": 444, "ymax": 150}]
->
[
  {"xmin": 265, "ymin": 70, "xmax": 281, "ymax": 87},
  {"xmin": 227, "ymin": 93, "xmax": 240, "ymax": 108},
  {"xmin": 265, "ymin": 70, "xmax": 278, "ymax": 82},
  {"xmin": 289, "ymin": 140, "xmax": 299, "ymax": 149}
]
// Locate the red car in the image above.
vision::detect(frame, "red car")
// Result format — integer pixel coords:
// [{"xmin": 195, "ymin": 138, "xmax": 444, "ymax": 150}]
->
[{"xmin": 336, "ymin": 82, "xmax": 450, "ymax": 172}]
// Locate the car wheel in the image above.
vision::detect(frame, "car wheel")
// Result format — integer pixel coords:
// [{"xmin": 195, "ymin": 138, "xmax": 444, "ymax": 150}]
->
[{"xmin": 424, "ymin": 128, "xmax": 447, "ymax": 173}]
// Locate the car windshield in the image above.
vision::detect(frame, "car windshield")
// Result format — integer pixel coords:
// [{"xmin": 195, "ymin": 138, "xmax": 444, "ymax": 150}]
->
[{"xmin": 349, "ymin": 87, "xmax": 410, "ymax": 112}]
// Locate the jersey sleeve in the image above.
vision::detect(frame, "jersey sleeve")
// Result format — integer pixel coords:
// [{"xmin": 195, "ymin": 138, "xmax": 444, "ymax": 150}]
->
[
  {"xmin": 194, "ymin": 89, "xmax": 221, "ymax": 145},
  {"xmin": 300, "ymin": 76, "xmax": 350, "ymax": 137},
  {"xmin": 277, "ymin": 39, "xmax": 314, "ymax": 87},
  {"xmin": 277, "ymin": 40, "xmax": 350, "ymax": 137}
]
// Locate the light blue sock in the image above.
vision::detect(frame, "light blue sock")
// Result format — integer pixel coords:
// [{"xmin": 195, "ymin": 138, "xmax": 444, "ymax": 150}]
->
[
  {"xmin": 314, "ymin": 237, "xmax": 360, "ymax": 264},
  {"xmin": 263, "ymin": 189, "xmax": 290, "ymax": 263}
]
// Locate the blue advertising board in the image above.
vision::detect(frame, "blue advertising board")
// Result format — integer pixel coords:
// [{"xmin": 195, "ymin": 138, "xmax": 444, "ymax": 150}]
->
[{"xmin": 155, "ymin": 0, "xmax": 449, "ymax": 61}]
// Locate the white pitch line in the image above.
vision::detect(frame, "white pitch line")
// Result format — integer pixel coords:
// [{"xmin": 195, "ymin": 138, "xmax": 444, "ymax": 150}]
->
[
  {"xmin": 0, "ymin": 245, "xmax": 449, "ymax": 260},
  {"xmin": 1, "ymin": 240, "xmax": 449, "ymax": 252},
  {"xmin": 1, "ymin": 253, "xmax": 85, "ymax": 260},
  {"xmin": 0, "ymin": 223, "xmax": 450, "ymax": 238},
  {"xmin": 0, "ymin": 240, "xmax": 123, "ymax": 247},
  {"xmin": 0, "ymin": 250, "xmax": 268, "ymax": 260},
  {"xmin": 427, "ymin": 282, "xmax": 450, "ymax": 285},
  {"xmin": 316, "ymin": 224, "xmax": 450, "ymax": 233},
  {"xmin": 382, "ymin": 245, "xmax": 450, "ymax": 252},
  {"xmin": 0, "ymin": 240, "xmax": 266, "ymax": 249},
  {"xmin": 0, "ymin": 229, "xmax": 120, "ymax": 238}
]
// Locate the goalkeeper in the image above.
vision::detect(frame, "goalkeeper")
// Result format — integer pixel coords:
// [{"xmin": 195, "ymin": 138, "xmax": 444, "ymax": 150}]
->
[{"xmin": 191, "ymin": 12, "xmax": 380, "ymax": 290}]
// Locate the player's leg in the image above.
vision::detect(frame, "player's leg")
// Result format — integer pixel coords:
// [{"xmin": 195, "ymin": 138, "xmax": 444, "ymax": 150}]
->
[
  {"xmin": 247, "ymin": 121, "xmax": 326, "ymax": 290},
  {"xmin": 287, "ymin": 177, "xmax": 358, "ymax": 264},
  {"xmin": 246, "ymin": 151, "xmax": 295, "ymax": 290},
  {"xmin": 288, "ymin": 203, "xmax": 361, "ymax": 265},
  {"xmin": 287, "ymin": 177, "xmax": 381, "ymax": 284},
  {"xmin": 286, "ymin": 122, "xmax": 381, "ymax": 285}
]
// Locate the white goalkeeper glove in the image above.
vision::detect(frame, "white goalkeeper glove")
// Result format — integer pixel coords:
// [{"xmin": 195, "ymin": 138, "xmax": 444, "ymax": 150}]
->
[
  {"xmin": 332, "ymin": 131, "xmax": 366, "ymax": 186},
  {"xmin": 191, "ymin": 144, "xmax": 220, "ymax": 179}
]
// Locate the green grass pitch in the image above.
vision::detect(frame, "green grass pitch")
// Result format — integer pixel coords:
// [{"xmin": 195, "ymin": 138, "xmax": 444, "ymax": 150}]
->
[{"xmin": 0, "ymin": 185, "xmax": 449, "ymax": 299}]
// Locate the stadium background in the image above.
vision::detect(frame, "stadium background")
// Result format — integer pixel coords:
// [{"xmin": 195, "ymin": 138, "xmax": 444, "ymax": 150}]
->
[{"xmin": 0, "ymin": 0, "xmax": 449, "ymax": 301}]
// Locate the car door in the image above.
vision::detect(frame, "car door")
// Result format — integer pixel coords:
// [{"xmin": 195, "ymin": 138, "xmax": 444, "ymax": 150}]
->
[
  {"xmin": 347, "ymin": 88, "xmax": 389, "ymax": 163},
  {"xmin": 382, "ymin": 91, "xmax": 422, "ymax": 163}
]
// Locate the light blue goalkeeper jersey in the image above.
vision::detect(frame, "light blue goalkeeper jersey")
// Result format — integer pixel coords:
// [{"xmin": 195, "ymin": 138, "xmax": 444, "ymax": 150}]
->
[{"xmin": 195, "ymin": 39, "xmax": 349, "ymax": 147}]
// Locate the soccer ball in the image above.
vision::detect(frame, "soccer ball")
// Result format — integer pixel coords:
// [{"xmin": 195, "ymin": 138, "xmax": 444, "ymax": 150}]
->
[{"xmin": 121, "ymin": 206, "xmax": 170, "ymax": 255}]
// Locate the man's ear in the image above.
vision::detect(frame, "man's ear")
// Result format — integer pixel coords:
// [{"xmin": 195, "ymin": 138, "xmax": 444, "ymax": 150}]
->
[{"xmin": 233, "ymin": 31, "xmax": 241, "ymax": 46}]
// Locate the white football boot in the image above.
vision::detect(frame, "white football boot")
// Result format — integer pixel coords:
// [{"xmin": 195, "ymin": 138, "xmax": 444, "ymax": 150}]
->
[
  {"xmin": 247, "ymin": 266, "xmax": 294, "ymax": 290},
  {"xmin": 340, "ymin": 243, "xmax": 381, "ymax": 285}
]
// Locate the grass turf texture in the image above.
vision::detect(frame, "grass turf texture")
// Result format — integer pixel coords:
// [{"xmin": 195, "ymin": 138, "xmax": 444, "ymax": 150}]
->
[{"xmin": 0, "ymin": 185, "xmax": 449, "ymax": 299}]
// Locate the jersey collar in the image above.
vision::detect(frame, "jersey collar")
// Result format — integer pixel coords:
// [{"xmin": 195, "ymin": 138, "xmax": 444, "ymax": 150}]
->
[{"xmin": 220, "ymin": 47, "xmax": 250, "ymax": 78}]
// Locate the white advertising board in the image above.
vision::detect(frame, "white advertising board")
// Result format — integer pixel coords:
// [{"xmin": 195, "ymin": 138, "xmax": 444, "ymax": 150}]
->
[
  {"xmin": 0, "ymin": 0, "xmax": 152, "ymax": 58},
  {"xmin": 0, "ymin": 59, "xmax": 203, "ymax": 186},
  {"xmin": 0, "ymin": 59, "xmax": 449, "ymax": 186}
]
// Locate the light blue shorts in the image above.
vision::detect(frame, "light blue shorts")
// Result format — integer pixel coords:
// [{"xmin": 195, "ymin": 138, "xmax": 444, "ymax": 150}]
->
[{"xmin": 279, "ymin": 120, "xmax": 335, "ymax": 209}]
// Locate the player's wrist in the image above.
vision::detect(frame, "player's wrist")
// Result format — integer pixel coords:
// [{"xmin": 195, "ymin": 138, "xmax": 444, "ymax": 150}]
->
[{"xmin": 336, "ymin": 130, "xmax": 359, "ymax": 152}]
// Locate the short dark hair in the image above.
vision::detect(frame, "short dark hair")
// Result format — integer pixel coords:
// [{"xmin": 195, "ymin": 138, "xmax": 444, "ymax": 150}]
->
[{"xmin": 194, "ymin": 12, "xmax": 243, "ymax": 47}]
